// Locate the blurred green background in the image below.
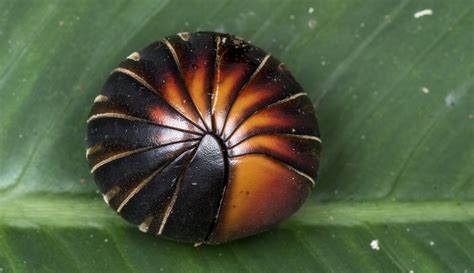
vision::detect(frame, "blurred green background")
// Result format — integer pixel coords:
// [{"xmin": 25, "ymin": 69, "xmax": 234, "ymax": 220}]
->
[{"xmin": 0, "ymin": 0, "xmax": 473, "ymax": 272}]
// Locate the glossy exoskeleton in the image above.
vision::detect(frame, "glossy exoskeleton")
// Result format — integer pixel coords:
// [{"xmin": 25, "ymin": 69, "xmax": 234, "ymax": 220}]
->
[{"xmin": 86, "ymin": 32, "xmax": 321, "ymax": 244}]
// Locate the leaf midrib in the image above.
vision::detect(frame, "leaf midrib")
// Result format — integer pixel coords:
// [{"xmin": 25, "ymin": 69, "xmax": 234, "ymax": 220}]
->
[{"xmin": 1, "ymin": 194, "xmax": 473, "ymax": 229}]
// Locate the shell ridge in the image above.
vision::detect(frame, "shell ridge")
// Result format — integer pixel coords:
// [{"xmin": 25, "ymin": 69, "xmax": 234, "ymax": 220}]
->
[
  {"xmin": 90, "ymin": 139, "xmax": 199, "ymax": 174},
  {"xmin": 227, "ymin": 133, "xmax": 322, "ymax": 150},
  {"xmin": 93, "ymin": 95, "xmax": 109, "ymax": 103},
  {"xmin": 116, "ymin": 165, "xmax": 166, "ymax": 213},
  {"xmin": 210, "ymin": 36, "xmax": 231, "ymax": 132},
  {"xmin": 161, "ymin": 37, "xmax": 211, "ymax": 132},
  {"xmin": 116, "ymin": 145, "xmax": 197, "ymax": 213},
  {"xmin": 85, "ymin": 144, "xmax": 101, "ymax": 158},
  {"xmin": 87, "ymin": 112, "xmax": 203, "ymax": 136},
  {"xmin": 204, "ymin": 183, "xmax": 228, "ymax": 243},
  {"xmin": 223, "ymin": 92, "xmax": 307, "ymax": 142},
  {"xmin": 219, "ymin": 53, "xmax": 272, "ymax": 137},
  {"xmin": 95, "ymin": 72, "xmax": 205, "ymax": 134},
  {"xmin": 209, "ymin": 35, "xmax": 222, "ymax": 132},
  {"xmin": 157, "ymin": 144, "xmax": 201, "ymax": 235},
  {"xmin": 130, "ymin": 149, "xmax": 197, "ymax": 232},
  {"xmin": 112, "ymin": 67, "xmax": 206, "ymax": 134},
  {"xmin": 157, "ymin": 177, "xmax": 181, "ymax": 235}
]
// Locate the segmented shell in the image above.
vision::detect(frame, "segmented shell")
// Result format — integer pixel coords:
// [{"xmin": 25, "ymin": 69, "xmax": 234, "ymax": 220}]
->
[{"xmin": 86, "ymin": 32, "xmax": 321, "ymax": 244}]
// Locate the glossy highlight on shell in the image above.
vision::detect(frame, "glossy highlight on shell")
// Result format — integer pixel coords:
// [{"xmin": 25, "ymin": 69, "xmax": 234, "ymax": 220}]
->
[{"xmin": 86, "ymin": 32, "xmax": 321, "ymax": 244}]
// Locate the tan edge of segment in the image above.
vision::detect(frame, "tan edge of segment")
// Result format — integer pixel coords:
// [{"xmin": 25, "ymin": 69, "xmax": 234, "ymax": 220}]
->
[
  {"xmin": 219, "ymin": 54, "xmax": 271, "ymax": 133},
  {"xmin": 93, "ymin": 95, "xmax": 109, "ymax": 103},
  {"xmin": 262, "ymin": 92, "xmax": 307, "ymax": 110},
  {"xmin": 102, "ymin": 186, "xmax": 120, "ymax": 205},
  {"xmin": 88, "ymin": 112, "xmax": 204, "ymax": 136},
  {"xmin": 254, "ymin": 54, "xmax": 271, "ymax": 77},
  {"xmin": 277, "ymin": 133, "xmax": 322, "ymax": 143},
  {"xmin": 231, "ymin": 54, "xmax": 271, "ymax": 95},
  {"xmin": 85, "ymin": 144, "xmax": 102, "ymax": 158},
  {"xmin": 113, "ymin": 67, "xmax": 207, "ymax": 134},
  {"xmin": 228, "ymin": 133, "xmax": 322, "ymax": 150},
  {"xmin": 177, "ymin": 32, "xmax": 190, "ymax": 41},
  {"xmin": 112, "ymin": 68, "xmax": 158, "ymax": 94},
  {"xmin": 161, "ymin": 38, "xmax": 182, "ymax": 75},
  {"xmin": 236, "ymin": 92, "xmax": 307, "ymax": 128},
  {"xmin": 138, "ymin": 215, "xmax": 154, "ymax": 233},
  {"xmin": 208, "ymin": 184, "xmax": 228, "ymax": 234},
  {"xmin": 234, "ymin": 35, "xmax": 245, "ymax": 41},
  {"xmin": 87, "ymin": 112, "xmax": 151, "ymax": 124},
  {"xmin": 126, "ymin": 52, "xmax": 141, "ymax": 61},
  {"xmin": 226, "ymin": 53, "xmax": 271, "ymax": 109},
  {"xmin": 224, "ymin": 92, "xmax": 308, "ymax": 141},
  {"xmin": 116, "ymin": 167, "xmax": 164, "ymax": 212},
  {"xmin": 211, "ymin": 36, "xmax": 223, "ymax": 116},
  {"xmin": 157, "ymin": 178, "xmax": 183, "ymax": 235},
  {"xmin": 286, "ymin": 162, "xmax": 316, "ymax": 187},
  {"xmin": 252, "ymin": 133, "xmax": 321, "ymax": 143},
  {"xmin": 90, "ymin": 146, "xmax": 154, "ymax": 174},
  {"xmin": 162, "ymin": 37, "xmax": 210, "ymax": 131}
]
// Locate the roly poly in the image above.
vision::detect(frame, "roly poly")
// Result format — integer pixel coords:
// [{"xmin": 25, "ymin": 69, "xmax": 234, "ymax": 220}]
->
[{"xmin": 86, "ymin": 32, "xmax": 321, "ymax": 244}]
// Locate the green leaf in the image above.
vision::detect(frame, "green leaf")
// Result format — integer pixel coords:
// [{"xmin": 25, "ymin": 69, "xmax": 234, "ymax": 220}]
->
[{"xmin": 1, "ymin": 0, "xmax": 473, "ymax": 272}]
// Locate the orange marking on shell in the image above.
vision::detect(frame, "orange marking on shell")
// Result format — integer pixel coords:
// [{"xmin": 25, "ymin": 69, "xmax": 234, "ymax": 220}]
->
[
  {"xmin": 222, "ymin": 86, "xmax": 276, "ymax": 137},
  {"xmin": 148, "ymin": 105, "xmax": 196, "ymax": 132},
  {"xmin": 209, "ymin": 154, "xmax": 310, "ymax": 243},
  {"xmin": 185, "ymin": 58, "xmax": 212, "ymax": 127},
  {"xmin": 229, "ymin": 134, "xmax": 320, "ymax": 176},
  {"xmin": 226, "ymin": 107, "xmax": 294, "ymax": 143},
  {"xmin": 213, "ymin": 66, "xmax": 248, "ymax": 133},
  {"xmin": 158, "ymin": 72, "xmax": 205, "ymax": 129},
  {"xmin": 224, "ymin": 94, "xmax": 314, "ymax": 145}
]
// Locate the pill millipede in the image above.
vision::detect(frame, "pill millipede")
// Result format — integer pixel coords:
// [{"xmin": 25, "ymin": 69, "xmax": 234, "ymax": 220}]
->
[{"xmin": 86, "ymin": 31, "xmax": 321, "ymax": 245}]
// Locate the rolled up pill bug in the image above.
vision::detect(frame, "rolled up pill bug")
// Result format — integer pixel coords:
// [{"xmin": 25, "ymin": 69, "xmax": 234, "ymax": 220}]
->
[{"xmin": 86, "ymin": 31, "xmax": 321, "ymax": 244}]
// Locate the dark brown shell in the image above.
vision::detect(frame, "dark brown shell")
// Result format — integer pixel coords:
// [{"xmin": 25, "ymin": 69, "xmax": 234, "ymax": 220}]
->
[{"xmin": 86, "ymin": 32, "xmax": 321, "ymax": 244}]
